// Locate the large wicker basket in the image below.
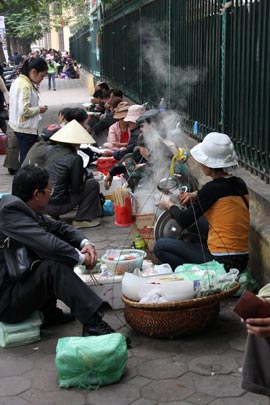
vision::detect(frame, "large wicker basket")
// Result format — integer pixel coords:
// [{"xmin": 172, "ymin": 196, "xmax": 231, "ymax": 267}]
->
[{"xmin": 122, "ymin": 283, "xmax": 240, "ymax": 338}]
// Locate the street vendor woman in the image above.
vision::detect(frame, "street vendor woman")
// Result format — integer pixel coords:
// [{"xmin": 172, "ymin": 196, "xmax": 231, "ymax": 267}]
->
[{"xmin": 154, "ymin": 132, "xmax": 250, "ymax": 272}]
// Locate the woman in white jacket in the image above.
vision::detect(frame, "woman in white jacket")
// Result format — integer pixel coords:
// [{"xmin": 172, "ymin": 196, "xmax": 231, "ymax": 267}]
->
[{"xmin": 9, "ymin": 57, "xmax": 48, "ymax": 165}]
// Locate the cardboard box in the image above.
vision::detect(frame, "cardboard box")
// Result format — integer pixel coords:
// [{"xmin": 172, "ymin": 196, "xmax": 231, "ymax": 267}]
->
[{"xmin": 131, "ymin": 213, "xmax": 156, "ymax": 252}]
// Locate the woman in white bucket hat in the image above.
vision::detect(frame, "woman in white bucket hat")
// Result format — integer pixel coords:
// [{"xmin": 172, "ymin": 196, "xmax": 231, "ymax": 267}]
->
[{"xmin": 154, "ymin": 132, "xmax": 250, "ymax": 272}]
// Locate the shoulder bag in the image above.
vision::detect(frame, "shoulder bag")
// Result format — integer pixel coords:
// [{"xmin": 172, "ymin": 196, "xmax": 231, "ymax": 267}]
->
[{"xmin": 0, "ymin": 237, "xmax": 40, "ymax": 281}]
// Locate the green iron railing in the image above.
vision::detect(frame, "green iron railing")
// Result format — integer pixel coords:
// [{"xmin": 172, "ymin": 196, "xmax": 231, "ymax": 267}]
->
[{"xmin": 70, "ymin": 0, "xmax": 270, "ymax": 181}]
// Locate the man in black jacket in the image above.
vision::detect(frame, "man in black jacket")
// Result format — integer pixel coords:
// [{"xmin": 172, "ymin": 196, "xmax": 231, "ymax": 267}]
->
[{"xmin": 0, "ymin": 165, "xmax": 125, "ymax": 341}]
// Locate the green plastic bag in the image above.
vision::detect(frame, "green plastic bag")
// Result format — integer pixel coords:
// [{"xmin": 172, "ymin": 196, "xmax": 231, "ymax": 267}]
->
[
  {"xmin": 0, "ymin": 311, "xmax": 43, "ymax": 348},
  {"xmin": 233, "ymin": 270, "xmax": 259, "ymax": 297},
  {"xmin": 55, "ymin": 333, "xmax": 128, "ymax": 390}
]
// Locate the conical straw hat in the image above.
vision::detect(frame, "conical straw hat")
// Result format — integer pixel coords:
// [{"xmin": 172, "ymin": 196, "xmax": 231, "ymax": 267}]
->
[{"xmin": 50, "ymin": 119, "xmax": 95, "ymax": 144}]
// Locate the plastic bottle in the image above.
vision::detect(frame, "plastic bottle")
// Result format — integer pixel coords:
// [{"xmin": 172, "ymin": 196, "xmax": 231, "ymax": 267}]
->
[
  {"xmin": 193, "ymin": 121, "xmax": 199, "ymax": 135},
  {"xmin": 134, "ymin": 234, "xmax": 146, "ymax": 250},
  {"xmin": 159, "ymin": 98, "xmax": 167, "ymax": 112}
]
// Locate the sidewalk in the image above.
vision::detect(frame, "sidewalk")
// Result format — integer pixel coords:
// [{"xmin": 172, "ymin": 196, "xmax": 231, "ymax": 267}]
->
[{"xmin": 0, "ymin": 74, "xmax": 267, "ymax": 404}]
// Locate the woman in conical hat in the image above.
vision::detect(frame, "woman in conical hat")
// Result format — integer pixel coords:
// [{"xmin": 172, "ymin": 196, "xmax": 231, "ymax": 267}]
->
[
  {"xmin": 154, "ymin": 132, "xmax": 250, "ymax": 272},
  {"xmin": 43, "ymin": 120, "xmax": 101, "ymax": 228}
]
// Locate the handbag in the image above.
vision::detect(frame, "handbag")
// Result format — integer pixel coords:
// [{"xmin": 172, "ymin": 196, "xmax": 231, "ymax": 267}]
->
[
  {"xmin": 1, "ymin": 237, "xmax": 40, "ymax": 281},
  {"xmin": 0, "ymin": 109, "xmax": 9, "ymax": 120}
]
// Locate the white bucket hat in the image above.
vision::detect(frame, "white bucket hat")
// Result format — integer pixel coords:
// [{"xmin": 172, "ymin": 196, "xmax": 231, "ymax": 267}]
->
[
  {"xmin": 190, "ymin": 132, "xmax": 238, "ymax": 168},
  {"xmin": 50, "ymin": 119, "xmax": 95, "ymax": 145},
  {"xmin": 124, "ymin": 104, "xmax": 145, "ymax": 123}
]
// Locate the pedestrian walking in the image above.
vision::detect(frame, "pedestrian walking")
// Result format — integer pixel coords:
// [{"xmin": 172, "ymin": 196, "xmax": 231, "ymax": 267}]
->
[{"xmin": 46, "ymin": 56, "xmax": 57, "ymax": 91}]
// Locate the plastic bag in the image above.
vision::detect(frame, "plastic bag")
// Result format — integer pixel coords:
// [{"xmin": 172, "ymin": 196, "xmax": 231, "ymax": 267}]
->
[
  {"xmin": 55, "ymin": 333, "xmax": 128, "ymax": 390},
  {"xmin": 102, "ymin": 200, "xmax": 114, "ymax": 216},
  {"xmin": 0, "ymin": 311, "xmax": 43, "ymax": 348},
  {"xmin": 233, "ymin": 270, "xmax": 259, "ymax": 297}
]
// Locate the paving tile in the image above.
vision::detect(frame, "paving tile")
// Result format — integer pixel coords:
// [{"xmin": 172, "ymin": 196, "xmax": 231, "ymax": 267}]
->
[
  {"xmin": 0, "ymin": 376, "xmax": 31, "ymax": 396},
  {"xmin": 20, "ymin": 388, "xmax": 86, "ymax": 404},
  {"xmin": 0, "ymin": 358, "xmax": 33, "ymax": 377},
  {"xmin": 127, "ymin": 375, "xmax": 152, "ymax": 387},
  {"xmin": 137, "ymin": 358, "xmax": 187, "ymax": 379},
  {"xmin": 34, "ymin": 354, "xmax": 57, "ymax": 372},
  {"xmin": 188, "ymin": 355, "xmax": 238, "ymax": 376},
  {"xmin": 132, "ymin": 400, "xmax": 158, "ymax": 405},
  {"xmin": 85, "ymin": 382, "xmax": 140, "ymax": 404},
  {"xmin": 195, "ymin": 374, "xmax": 244, "ymax": 397},
  {"xmin": 141, "ymin": 374, "xmax": 195, "ymax": 402},
  {"xmin": 209, "ymin": 398, "xmax": 263, "ymax": 405},
  {"xmin": 186, "ymin": 392, "xmax": 214, "ymax": 404},
  {"xmin": 229, "ymin": 337, "xmax": 246, "ymax": 351},
  {"xmin": 27, "ymin": 369, "xmax": 59, "ymax": 392},
  {"xmin": 131, "ymin": 343, "xmax": 177, "ymax": 360},
  {"xmin": 0, "ymin": 398, "xmax": 28, "ymax": 405}
]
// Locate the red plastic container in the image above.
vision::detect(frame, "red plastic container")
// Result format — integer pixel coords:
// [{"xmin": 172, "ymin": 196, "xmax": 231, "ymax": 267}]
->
[
  {"xmin": 97, "ymin": 157, "xmax": 118, "ymax": 175},
  {"xmin": 114, "ymin": 197, "xmax": 133, "ymax": 227},
  {"xmin": 0, "ymin": 132, "xmax": 7, "ymax": 155}
]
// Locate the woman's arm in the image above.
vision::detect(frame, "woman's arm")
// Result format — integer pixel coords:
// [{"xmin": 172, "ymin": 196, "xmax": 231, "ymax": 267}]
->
[{"xmin": 0, "ymin": 76, "xmax": 9, "ymax": 105}]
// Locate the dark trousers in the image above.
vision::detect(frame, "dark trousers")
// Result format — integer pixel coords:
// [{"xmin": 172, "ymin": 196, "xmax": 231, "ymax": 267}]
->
[
  {"xmin": 48, "ymin": 73, "xmax": 56, "ymax": 90},
  {"xmin": 154, "ymin": 238, "xmax": 248, "ymax": 271},
  {"xmin": 44, "ymin": 178, "xmax": 100, "ymax": 220},
  {"xmin": 0, "ymin": 117, "xmax": 7, "ymax": 133},
  {"xmin": 0, "ymin": 260, "xmax": 102, "ymax": 325},
  {"xmin": 14, "ymin": 131, "xmax": 38, "ymax": 165}
]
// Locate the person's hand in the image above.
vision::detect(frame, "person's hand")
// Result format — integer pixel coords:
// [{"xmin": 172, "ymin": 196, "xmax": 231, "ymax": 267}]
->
[
  {"xmin": 245, "ymin": 317, "xmax": 270, "ymax": 338},
  {"xmin": 81, "ymin": 244, "xmax": 97, "ymax": 269},
  {"xmin": 112, "ymin": 141, "xmax": 121, "ymax": 148},
  {"xmin": 155, "ymin": 193, "xmax": 174, "ymax": 210},
  {"xmin": 103, "ymin": 149, "xmax": 113, "ymax": 157},
  {"xmin": 178, "ymin": 191, "xmax": 198, "ymax": 206},
  {"xmin": 39, "ymin": 106, "xmax": 48, "ymax": 114},
  {"xmin": 104, "ymin": 173, "xmax": 113, "ymax": 190}
]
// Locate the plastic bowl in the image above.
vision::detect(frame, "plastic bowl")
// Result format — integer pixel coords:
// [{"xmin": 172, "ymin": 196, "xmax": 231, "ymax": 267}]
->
[{"xmin": 101, "ymin": 249, "xmax": 146, "ymax": 275}]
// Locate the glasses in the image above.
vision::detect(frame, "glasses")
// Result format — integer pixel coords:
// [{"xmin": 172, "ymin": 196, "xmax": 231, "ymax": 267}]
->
[{"xmin": 42, "ymin": 187, "xmax": 54, "ymax": 196}]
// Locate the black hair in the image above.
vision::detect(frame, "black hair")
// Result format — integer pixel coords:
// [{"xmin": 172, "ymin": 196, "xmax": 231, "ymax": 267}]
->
[
  {"xmin": 58, "ymin": 107, "xmax": 72, "ymax": 120},
  {"xmin": 98, "ymin": 82, "xmax": 110, "ymax": 92},
  {"xmin": 0, "ymin": 64, "xmax": 3, "ymax": 78},
  {"xmin": 111, "ymin": 88, "xmax": 123, "ymax": 98},
  {"xmin": 137, "ymin": 134, "xmax": 146, "ymax": 147},
  {"xmin": 103, "ymin": 90, "xmax": 111, "ymax": 99},
  {"xmin": 12, "ymin": 165, "xmax": 49, "ymax": 202},
  {"xmin": 93, "ymin": 89, "xmax": 104, "ymax": 99},
  {"xmin": 67, "ymin": 107, "xmax": 88, "ymax": 124},
  {"xmin": 20, "ymin": 57, "xmax": 48, "ymax": 77}
]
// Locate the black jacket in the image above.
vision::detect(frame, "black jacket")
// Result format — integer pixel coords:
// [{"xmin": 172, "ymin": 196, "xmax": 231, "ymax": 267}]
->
[
  {"xmin": 45, "ymin": 144, "xmax": 85, "ymax": 205},
  {"xmin": 0, "ymin": 195, "xmax": 86, "ymax": 306}
]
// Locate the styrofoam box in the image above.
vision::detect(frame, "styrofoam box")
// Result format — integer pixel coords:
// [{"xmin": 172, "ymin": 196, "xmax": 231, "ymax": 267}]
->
[
  {"xmin": 99, "ymin": 175, "xmax": 124, "ymax": 199},
  {"xmin": 75, "ymin": 269, "xmax": 124, "ymax": 309}
]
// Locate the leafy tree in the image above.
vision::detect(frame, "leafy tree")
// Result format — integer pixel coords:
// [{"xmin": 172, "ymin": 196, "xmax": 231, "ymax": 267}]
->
[{"xmin": 1, "ymin": 0, "xmax": 90, "ymax": 57}]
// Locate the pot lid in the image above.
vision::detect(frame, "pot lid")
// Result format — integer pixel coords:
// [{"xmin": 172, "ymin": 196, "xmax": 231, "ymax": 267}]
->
[
  {"xmin": 157, "ymin": 176, "xmax": 178, "ymax": 192},
  {"xmin": 154, "ymin": 210, "xmax": 183, "ymax": 241}
]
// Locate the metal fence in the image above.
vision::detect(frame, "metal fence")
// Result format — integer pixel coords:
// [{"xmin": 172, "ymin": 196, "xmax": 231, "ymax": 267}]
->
[{"xmin": 70, "ymin": 0, "xmax": 270, "ymax": 181}]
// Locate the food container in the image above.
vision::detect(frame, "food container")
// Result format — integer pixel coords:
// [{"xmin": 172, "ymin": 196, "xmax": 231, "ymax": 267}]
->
[{"xmin": 101, "ymin": 249, "xmax": 146, "ymax": 275}]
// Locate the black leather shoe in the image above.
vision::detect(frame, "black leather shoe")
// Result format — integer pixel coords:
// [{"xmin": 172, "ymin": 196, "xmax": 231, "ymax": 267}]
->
[
  {"xmin": 83, "ymin": 313, "xmax": 132, "ymax": 349},
  {"xmin": 41, "ymin": 307, "xmax": 75, "ymax": 327},
  {"xmin": 82, "ymin": 313, "xmax": 116, "ymax": 336}
]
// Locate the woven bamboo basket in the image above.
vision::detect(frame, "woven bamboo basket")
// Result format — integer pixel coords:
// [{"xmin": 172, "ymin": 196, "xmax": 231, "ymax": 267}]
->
[{"xmin": 122, "ymin": 282, "xmax": 240, "ymax": 338}]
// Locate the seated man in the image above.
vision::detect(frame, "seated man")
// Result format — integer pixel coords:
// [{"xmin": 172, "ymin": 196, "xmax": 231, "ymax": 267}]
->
[
  {"xmin": 43, "ymin": 120, "xmax": 101, "ymax": 228},
  {"xmin": 104, "ymin": 135, "xmax": 152, "ymax": 192},
  {"xmin": 0, "ymin": 165, "xmax": 124, "ymax": 340}
]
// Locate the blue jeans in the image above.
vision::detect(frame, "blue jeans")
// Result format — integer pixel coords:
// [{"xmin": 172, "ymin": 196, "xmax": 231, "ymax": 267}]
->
[
  {"xmin": 48, "ymin": 73, "xmax": 56, "ymax": 90},
  {"xmin": 14, "ymin": 131, "xmax": 38, "ymax": 165}
]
